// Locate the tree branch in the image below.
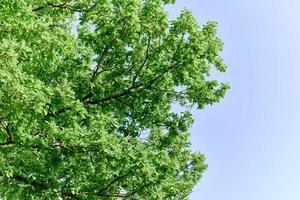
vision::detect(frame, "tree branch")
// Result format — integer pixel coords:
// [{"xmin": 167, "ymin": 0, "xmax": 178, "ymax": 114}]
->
[
  {"xmin": 97, "ymin": 172, "xmax": 131, "ymax": 196},
  {"xmin": 12, "ymin": 175, "xmax": 48, "ymax": 190},
  {"xmin": 114, "ymin": 182, "xmax": 152, "ymax": 199},
  {"xmin": 91, "ymin": 45, "xmax": 110, "ymax": 82},
  {"xmin": 84, "ymin": 61, "xmax": 181, "ymax": 105},
  {"xmin": 32, "ymin": 1, "xmax": 97, "ymax": 12},
  {"xmin": 84, "ymin": 84, "xmax": 142, "ymax": 105},
  {"xmin": 0, "ymin": 115, "xmax": 14, "ymax": 145},
  {"xmin": 132, "ymin": 37, "xmax": 151, "ymax": 84},
  {"xmin": 82, "ymin": 45, "xmax": 111, "ymax": 101},
  {"xmin": 0, "ymin": 141, "xmax": 14, "ymax": 146},
  {"xmin": 84, "ymin": 37, "xmax": 184, "ymax": 105},
  {"xmin": 44, "ymin": 107, "xmax": 71, "ymax": 119},
  {"xmin": 8, "ymin": 173, "xmax": 80, "ymax": 199}
]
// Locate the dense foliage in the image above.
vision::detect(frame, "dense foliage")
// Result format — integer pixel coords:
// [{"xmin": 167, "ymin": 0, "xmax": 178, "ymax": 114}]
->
[{"xmin": 0, "ymin": 0, "xmax": 228, "ymax": 199}]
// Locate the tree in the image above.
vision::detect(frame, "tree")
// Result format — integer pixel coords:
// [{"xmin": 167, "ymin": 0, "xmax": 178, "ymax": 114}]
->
[{"xmin": 0, "ymin": 0, "xmax": 228, "ymax": 199}]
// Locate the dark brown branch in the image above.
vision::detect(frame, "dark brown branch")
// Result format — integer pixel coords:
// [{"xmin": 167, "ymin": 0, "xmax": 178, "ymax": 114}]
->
[
  {"xmin": 148, "ymin": 86, "xmax": 187, "ymax": 95},
  {"xmin": 84, "ymin": 36, "xmax": 184, "ymax": 105},
  {"xmin": 0, "ymin": 115, "xmax": 14, "ymax": 144},
  {"xmin": 32, "ymin": 1, "xmax": 67, "ymax": 12},
  {"xmin": 126, "ymin": 184, "xmax": 151, "ymax": 198},
  {"xmin": 9, "ymin": 174, "xmax": 80, "ymax": 199},
  {"xmin": 91, "ymin": 45, "xmax": 110, "ymax": 82},
  {"xmin": 44, "ymin": 107, "xmax": 71, "ymax": 119},
  {"xmin": 82, "ymin": 38, "xmax": 166, "ymax": 104},
  {"xmin": 32, "ymin": 5, "xmax": 46, "ymax": 12},
  {"xmin": 116, "ymin": 98, "xmax": 165, "ymax": 131},
  {"xmin": 84, "ymin": 83, "xmax": 142, "ymax": 105},
  {"xmin": 97, "ymin": 172, "xmax": 131, "ymax": 196},
  {"xmin": 4, "ymin": 167, "xmax": 150, "ymax": 199},
  {"xmin": 132, "ymin": 37, "xmax": 151, "ymax": 84},
  {"xmin": 61, "ymin": 192, "xmax": 81, "ymax": 200},
  {"xmin": 82, "ymin": 46, "xmax": 111, "ymax": 101},
  {"xmin": 12, "ymin": 175, "xmax": 48, "ymax": 190},
  {"xmin": 44, "ymin": 35, "xmax": 184, "ymax": 118},
  {"xmin": 84, "ymin": 62, "xmax": 180, "ymax": 105},
  {"xmin": 85, "ymin": 60, "xmax": 181, "ymax": 105}
]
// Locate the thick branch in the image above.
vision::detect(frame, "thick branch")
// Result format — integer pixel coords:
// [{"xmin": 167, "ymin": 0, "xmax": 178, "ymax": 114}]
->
[
  {"xmin": 84, "ymin": 84, "xmax": 142, "ymax": 105},
  {"xmin": 12, "ymin": 175, "xmax": 48, "ymax": 190},
  {"xmin": 8, "ymin": 174, "xmax": 80, "ymax": 199},
  {"xmin": 0, "ymin": 141, "xmax": 14, "ymax": 146}
]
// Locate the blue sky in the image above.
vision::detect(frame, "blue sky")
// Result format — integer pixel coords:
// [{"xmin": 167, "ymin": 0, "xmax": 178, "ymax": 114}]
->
[{"xmin": 167, "ymin": 0, "xmax": 300, "ymax": 199}]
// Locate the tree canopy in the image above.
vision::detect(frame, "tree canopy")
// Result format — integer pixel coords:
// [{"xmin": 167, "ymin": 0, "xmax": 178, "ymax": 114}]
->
[{"xmin": 0, "ymin": 0, "xmax": 228, "ymax": 199}]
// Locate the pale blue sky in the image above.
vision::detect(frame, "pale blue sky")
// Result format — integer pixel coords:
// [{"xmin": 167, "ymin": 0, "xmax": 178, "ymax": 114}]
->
[{"xmin": 168, "ymin": 0, "xmax": 300, "ymax": 200}]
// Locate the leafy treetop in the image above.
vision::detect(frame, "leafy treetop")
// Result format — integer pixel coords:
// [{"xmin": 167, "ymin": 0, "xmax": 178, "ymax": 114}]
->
[{"xmin": 0, "ymin": 0, "xmax": 228, "ymax": 199}]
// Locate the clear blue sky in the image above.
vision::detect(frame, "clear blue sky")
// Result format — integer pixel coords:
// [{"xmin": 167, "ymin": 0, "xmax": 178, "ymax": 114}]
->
[{"xmin": 167, "ymin": 0, "xmax": 300, "ymax": 200}]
